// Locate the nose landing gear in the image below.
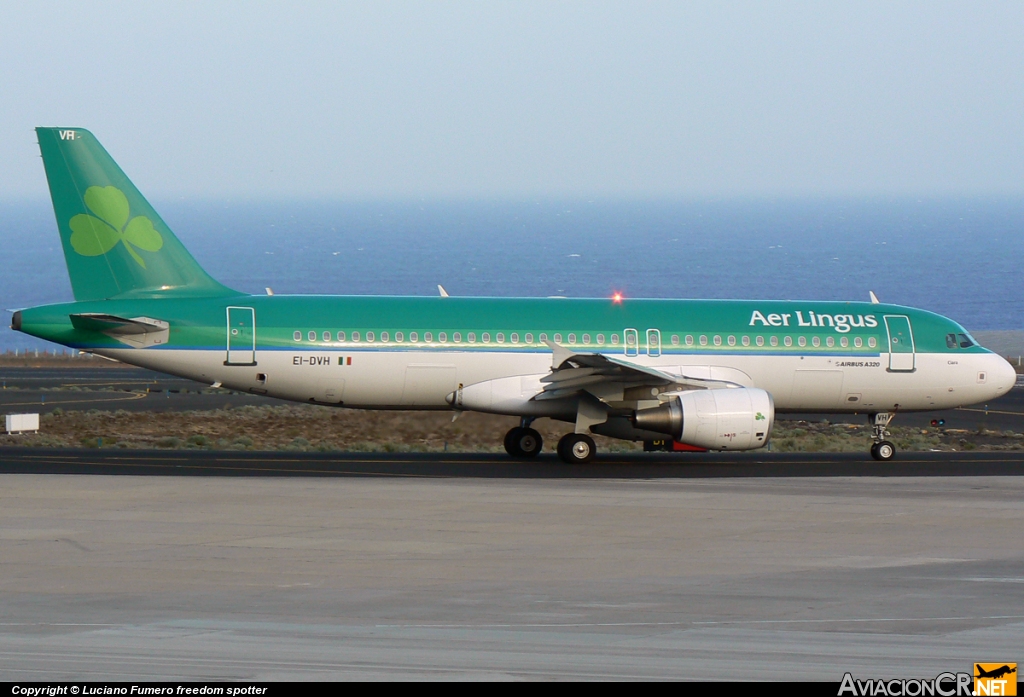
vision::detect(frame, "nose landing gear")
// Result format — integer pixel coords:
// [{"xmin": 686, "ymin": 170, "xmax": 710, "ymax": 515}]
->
[{"xmin": 869, "ymin": 412, "xmax": 897, "ymax": 461}]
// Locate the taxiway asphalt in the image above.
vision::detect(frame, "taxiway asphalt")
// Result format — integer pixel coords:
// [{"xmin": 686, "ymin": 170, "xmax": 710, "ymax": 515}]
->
[{"xmin": 0, "ymin": 449, "xmax": 1022, "ymax": 680}]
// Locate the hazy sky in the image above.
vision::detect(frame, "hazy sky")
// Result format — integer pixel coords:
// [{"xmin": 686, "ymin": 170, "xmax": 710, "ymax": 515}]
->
[{"xmin": 2, "ymin": 1, "xmax": 1022, "ymax": 199}]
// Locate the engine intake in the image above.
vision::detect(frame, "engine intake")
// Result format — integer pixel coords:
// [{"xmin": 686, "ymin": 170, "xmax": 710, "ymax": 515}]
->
[{"xmin": 633, "ymin": 388, "xmax": 774, "ymax": 450}]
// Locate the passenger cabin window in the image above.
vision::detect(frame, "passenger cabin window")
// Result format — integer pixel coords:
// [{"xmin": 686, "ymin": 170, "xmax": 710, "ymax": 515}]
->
[
  {"xmin": 323, "ymin": 331, "xmax": 331, "ymax": 342},
  {"xmin": 497, "ymin": 333, "xmax": 505, "ymax": 343},
  {"xmin": 699, "ymin": 335, "xmax": 708, "ymax": 346},
  {"xmin": 424, "ymin": 332, "xmax": 432, "ymax": 342},
  {"xmin": 410, "ymin": 331, "xmax": 418, "ymax": 342},
  {"xmin": 854, "ymin": 337, "xmax": 862, "ymax": 348},
  {"xmin": 526, "ymin": 333, "xmax": 534, "ymax": 343},
  {"xmin": 958, "ymin": 333, "xmax": 974, "ymax": 348},
  {"xmin": 595, "ymin": 334, "xmax": 603, "ymax": 345},
  {"xmin": 454, "ymin": 332, "xmax": 462, "ymax": 343},
  {"xmin": 783, "ymin": 336, "xmax": 792, "ymax": 347},
  {"xmin": 671, "ymin": 335, "xmax": 679, "ymax": 345},
  {"xmin": 755, "ymin": 336, "xmax": 764, "ymax": 346},
  {"xmin": 812, "ymin": 336, "xmax": 820, "ymax": 347},
  {"xmin": 395, "ymin": 331, "xmax": 402, "ymax": 342},
  {"xmin": 439, "ymin": 332, "xmax": 447, "ymax": 342},
  {"xmin": 554, "ymin": 333, "xmax": 562, "ymax": 343},
  {"xmin": 728, "ymin": 335, "xmax": 736, "ymax": 346},
  {"xmin": 366, "ymin": 331, "xmax": 375, "ymax": 342},
  {"xmin": 685, "ymin": 335, "xmax": 694, "ymax": 346},
  {"xmin": 826, "ymin": 336, "xmax": 834, "ymax": 347},
  {"xmin": 582, "ymin": 334, "xmax": 590, "ymax": 344},
  {"xmin": 511, "ymin": 333, "xmax": 519, "ymax": 344},
  {"xmin": 381, "ymin": 331, "xmax": 389, "ymax": 342},
  {"xmin": 468, "ymin": 332, "xmax": 476, "ymax": 342},
  {"xmin": 482, "ymin": 332, "xmax": 490, "ymax": 343},
  {"xmin": 868, "ymin": 337, "xmax": 876, "ymax": 348},
  {"xmin": 308, "ymin": 331, "xmax": 316, "ymax": 342},
  {"xmin": 293, "ymin": 331, "xmax": 301, "ymax": 341},
  {"xmin": 770, "ymin": 336, "xmax": 778, "ymax": 347},
  {"xmin": 539, "ymin": 333, "xmax": 547, "ymax": 342},
  {"xmin": 742, "ymin": 336, "xmax": 750, "ymax": 347},
  {"xmin": 840, "ymin": 337, "xmax": 849, "ymax": 348},
  {"xmin": 338, "ymin": 331, "xmax": 346, "ymax": 342},
  {"xmin": 611, "ymin": 334, "xmax": 619, "ymax": 345},
  {"xmin": 352, "ymin": 331, "xmax": 360, "ymax": 342}
]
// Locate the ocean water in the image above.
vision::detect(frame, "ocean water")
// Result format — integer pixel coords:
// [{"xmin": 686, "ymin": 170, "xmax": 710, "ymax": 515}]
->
[{"xmin": 1, "ymin": 197, "xmax": 1021, "ymax": 351}]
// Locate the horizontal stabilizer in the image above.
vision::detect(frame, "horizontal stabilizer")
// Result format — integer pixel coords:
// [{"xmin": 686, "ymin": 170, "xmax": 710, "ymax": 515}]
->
[{"xmin": 70, "ymin": 313, "xmax": 169, "ymax": 348}]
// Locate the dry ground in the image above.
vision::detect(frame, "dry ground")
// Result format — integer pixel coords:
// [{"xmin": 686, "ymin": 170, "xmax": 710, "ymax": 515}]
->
[{"xmin": 2, "ymin": 403, "xmax": 1023, "ymax": 453}]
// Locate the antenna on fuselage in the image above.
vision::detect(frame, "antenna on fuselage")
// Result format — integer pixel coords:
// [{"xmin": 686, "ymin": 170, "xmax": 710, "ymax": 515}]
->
[
  {"xmin": 438, "ymin": 285, "xmax": 449, "ymax": 297},
  {"xmin": 869, "ymin": 291, "xmax": 880, "ymax": 304}
]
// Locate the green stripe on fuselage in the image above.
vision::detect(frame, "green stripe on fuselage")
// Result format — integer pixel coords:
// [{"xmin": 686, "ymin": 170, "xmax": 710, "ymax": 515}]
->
[{"xmin": 17, "ymin": 296, "xmax": 983, "ymax": 356}]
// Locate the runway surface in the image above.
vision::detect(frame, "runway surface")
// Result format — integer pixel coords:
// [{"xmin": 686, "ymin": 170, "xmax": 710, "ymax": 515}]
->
[
  {"xmin": 0, "ymin": 450, "xmax": 1022, "ymax": 680},
  {"xmin": 2, "ymin": 447, "xmax": 1024, "ymax": 477}
]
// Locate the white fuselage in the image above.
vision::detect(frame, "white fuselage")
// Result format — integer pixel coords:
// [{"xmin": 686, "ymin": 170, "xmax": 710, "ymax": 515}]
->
[{"xmin": 99, "ymin": 346, "xmax": 1015, "ymax": 415}]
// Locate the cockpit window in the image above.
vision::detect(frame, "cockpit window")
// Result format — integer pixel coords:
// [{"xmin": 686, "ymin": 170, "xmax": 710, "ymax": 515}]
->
[
  {"xmin": 958, "ymin": 333, "xmax": 974, "ymax": 348},
  {"xmin": 946, "ymin": 333, "xmax": 957, "ymax": 349}
]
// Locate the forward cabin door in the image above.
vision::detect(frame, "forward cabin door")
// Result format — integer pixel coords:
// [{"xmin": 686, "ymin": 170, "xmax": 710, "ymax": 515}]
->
[
  {"xmin": 225, "ymin": 306, "xmax": 257, "ymax": 366},
  {"xmin": 884, "ymin": 315, "xmax": 915, "ymax": 372}
]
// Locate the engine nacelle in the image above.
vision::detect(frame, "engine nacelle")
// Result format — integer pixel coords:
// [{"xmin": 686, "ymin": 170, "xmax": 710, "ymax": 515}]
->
[{"xmin": 633, "ymin": 388, "xmax": 775, "ymax": 450}]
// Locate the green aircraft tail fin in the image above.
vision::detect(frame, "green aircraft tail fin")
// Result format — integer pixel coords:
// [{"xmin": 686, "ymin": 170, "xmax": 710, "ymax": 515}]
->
[{"xmin": 36, "ymin": 127, "xmax": 238, "ymax": 301}]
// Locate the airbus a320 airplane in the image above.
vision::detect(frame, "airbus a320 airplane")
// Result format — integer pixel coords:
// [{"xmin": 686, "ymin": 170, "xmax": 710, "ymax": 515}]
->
[{"xmin": 11, "ymin": 128, "xmax": 1016, "ymax": 462}]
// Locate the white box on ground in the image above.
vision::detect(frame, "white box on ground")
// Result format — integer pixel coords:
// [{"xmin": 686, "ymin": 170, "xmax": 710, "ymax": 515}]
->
[{"xmin": 6, "ymin": 413, "xmax": 40, "ymax": 434}]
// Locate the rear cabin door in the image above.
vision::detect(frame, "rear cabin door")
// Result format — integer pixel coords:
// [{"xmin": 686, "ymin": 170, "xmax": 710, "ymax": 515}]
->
[
  {"xmin": 225, "ymin": 306, "xmax": 256, "ymax": 366},
  {"xmin": 884, "ymin": 315, "xmax": 915, "ymax": 372}
]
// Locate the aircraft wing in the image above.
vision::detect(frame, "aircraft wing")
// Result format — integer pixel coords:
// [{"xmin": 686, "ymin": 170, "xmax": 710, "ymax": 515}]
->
[{"xmin": 534, "ymin": 341, "xmax": 742, "ymax": 403}]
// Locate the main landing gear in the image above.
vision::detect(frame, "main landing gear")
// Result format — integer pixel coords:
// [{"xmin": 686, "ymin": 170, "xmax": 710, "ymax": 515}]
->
[
  {"xmin": 501, "ymin": 421, "xmax": 599, "ymax": 464},
  {"xmin": 556, "ymin": 433, "xmax": 597, "ymax": 464},
  {"xmin": 504, "ymin": 419, "xmax": 543, "ymax": 458},
  {"xmin": 869, "ymin": 412, "xmax": 897, "ymax": 461}
]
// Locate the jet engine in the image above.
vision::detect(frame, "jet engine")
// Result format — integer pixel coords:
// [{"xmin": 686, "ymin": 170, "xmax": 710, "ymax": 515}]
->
[{"xmin": 633, "ymin": 388, "xmax": 774, "ymax": 450}]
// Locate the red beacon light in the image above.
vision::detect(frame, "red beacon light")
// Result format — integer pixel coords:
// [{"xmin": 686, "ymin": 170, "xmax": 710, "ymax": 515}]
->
[{"xmin": 611, "ymin": 291, "xmax": 623, "ymax": 304}]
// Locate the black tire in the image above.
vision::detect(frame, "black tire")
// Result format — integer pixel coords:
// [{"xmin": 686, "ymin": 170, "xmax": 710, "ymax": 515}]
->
[
  {"xmin": 504, "ymin": 427, "xmax": 525, "ymax": 457},
  {"xmin": 876, "ymin": 440, "xmax": 896, "ymax": 461},
  {"xmin": 557, "ymin": 433, "xmax": 596, "ymax": 464},
  {"xmin": 516, "ymin": 428, "xmax": 543, "ymax": 457},
  {"xmin": 871, "ymin": 440, "xmax": 896, "ymax": 461}
]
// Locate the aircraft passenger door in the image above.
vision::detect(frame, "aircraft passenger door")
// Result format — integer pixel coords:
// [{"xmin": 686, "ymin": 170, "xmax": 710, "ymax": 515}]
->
[
  {"xmin": 624, "ymin": 328, "xmax": 639, "ymax": 357},
  {"xmin": 225, "ymin": 306, "xmax": 257, "ymax": 366},
  {"xmin": 884, "ymin": 315, "xmax": 915, "ymax": 372},
  {"xmin": 646, "ymin": 329, "xmax": 661, "ymax": 357}
]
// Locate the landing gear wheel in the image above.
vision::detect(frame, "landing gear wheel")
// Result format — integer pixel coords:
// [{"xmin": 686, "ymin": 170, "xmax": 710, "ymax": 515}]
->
[
  {"xmin": 504, "ymin": 427, "xmax": 543, "ymax": 458},
  {"xmin": 557, "ymin": 433, "xmax": 596, "ymax": 464},
  {"xmin": 504, "ymin": 427, "xmax": 525, "ymax": 457},
  {"xmin": 516, "ymin": 428, "xmax": 543, "ymax": 457},
  {"xmin": 871, "ymin": 440, "xmax": 896, "ymax": 461}
]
